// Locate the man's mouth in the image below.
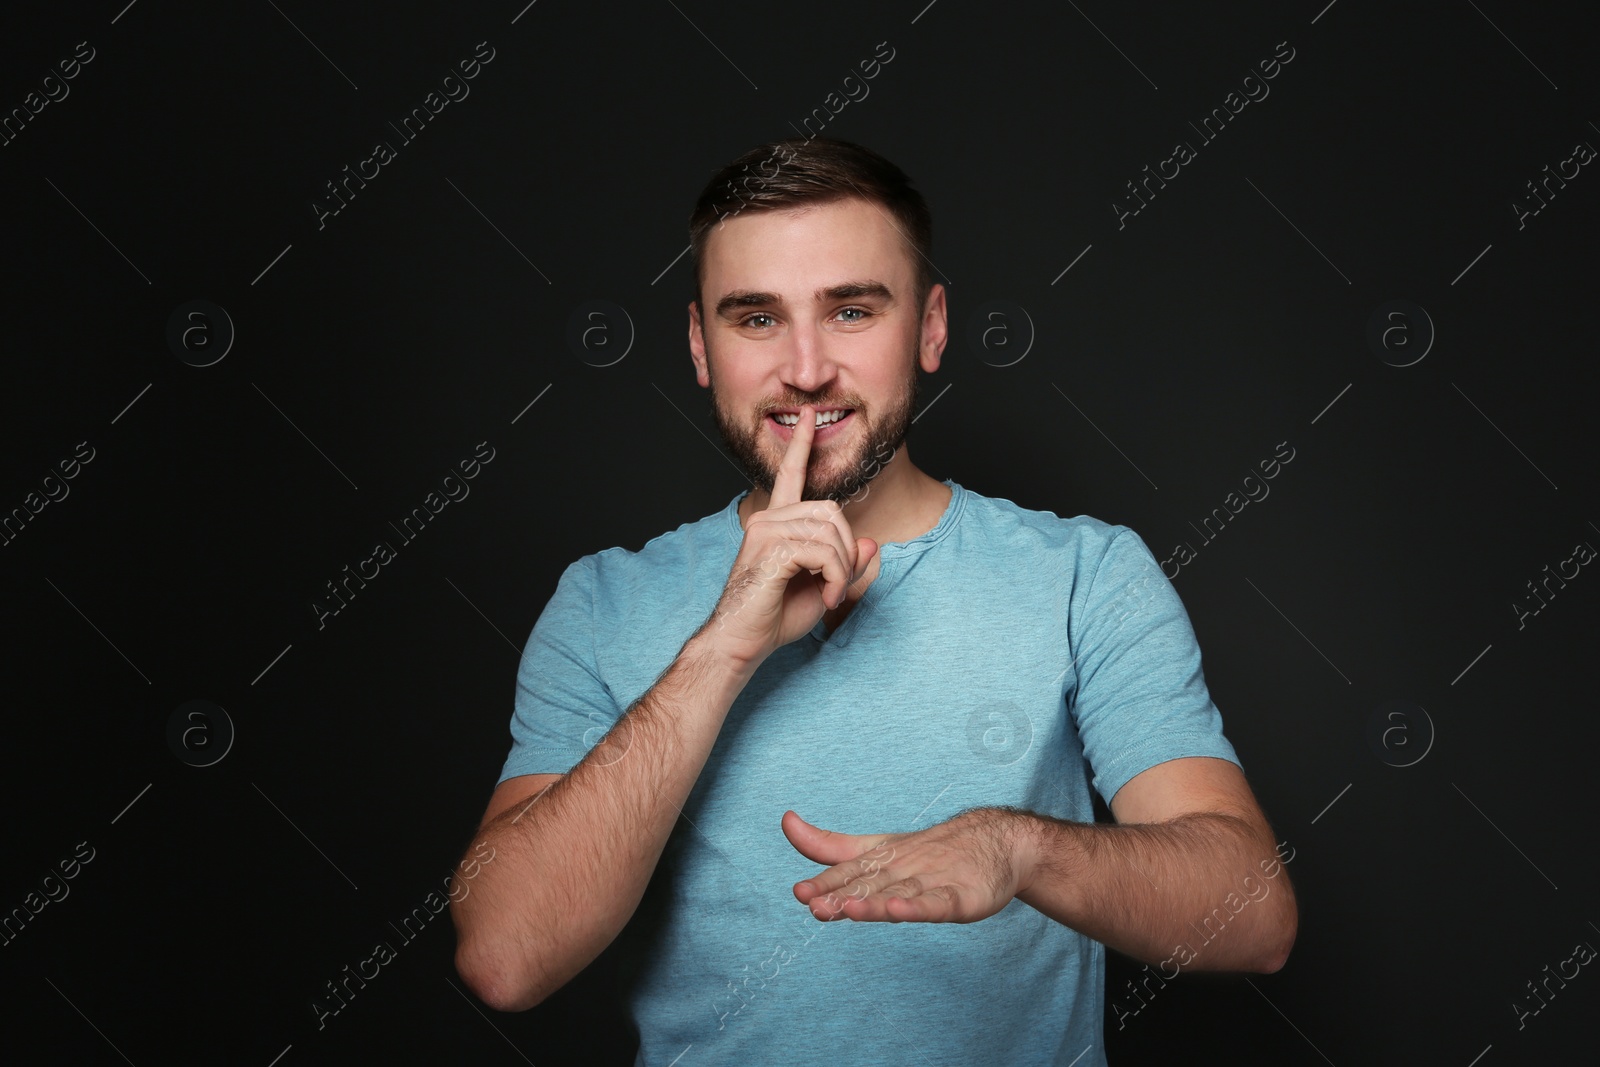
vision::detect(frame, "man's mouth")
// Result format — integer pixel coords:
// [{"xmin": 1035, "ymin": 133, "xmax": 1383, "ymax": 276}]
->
[
  {"xmin": 767, "ymin": 408, "xmax": 855, "ymax": 440},
  {"xmin": 770, "ymin": 407, "xmax": 853, "ymax": 428}
]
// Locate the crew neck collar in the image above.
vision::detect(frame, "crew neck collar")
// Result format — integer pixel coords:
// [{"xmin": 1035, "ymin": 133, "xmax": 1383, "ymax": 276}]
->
[{"xmin": 722, "ymin": 479, "xmax": 966, "ymax": 558}]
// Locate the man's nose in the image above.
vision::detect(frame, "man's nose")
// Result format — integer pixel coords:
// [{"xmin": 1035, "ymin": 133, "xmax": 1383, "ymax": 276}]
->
[{"xmin": 779, "ymin": 322, "xmax": 838, "ymax": 395}]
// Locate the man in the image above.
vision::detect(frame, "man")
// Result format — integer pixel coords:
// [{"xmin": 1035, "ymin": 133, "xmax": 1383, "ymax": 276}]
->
[{"xmin": 451, "ymin": 137, "xmax": 1297, "ymax": 1065}]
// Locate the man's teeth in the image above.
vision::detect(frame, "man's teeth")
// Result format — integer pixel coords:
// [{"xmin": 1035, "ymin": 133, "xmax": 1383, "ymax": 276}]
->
[{"xmin": 774, "ymin": 410, "xmax": 850, "ymax": 427}]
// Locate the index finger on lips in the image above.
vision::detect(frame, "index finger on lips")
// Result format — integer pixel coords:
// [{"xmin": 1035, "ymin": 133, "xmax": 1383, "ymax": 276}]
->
[{"xmin": 769, "ymin": 402, "xmax": 814, "ymax": 510}]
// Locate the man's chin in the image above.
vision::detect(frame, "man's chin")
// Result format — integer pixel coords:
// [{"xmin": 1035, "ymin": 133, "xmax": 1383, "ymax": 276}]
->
[
  {"xmin": 712, "ymin": 395, "xmax": 907, "ymax": 503},
  {"xmin": 797, "ymin": 458, "xmax": 885, "ymax": 504}
]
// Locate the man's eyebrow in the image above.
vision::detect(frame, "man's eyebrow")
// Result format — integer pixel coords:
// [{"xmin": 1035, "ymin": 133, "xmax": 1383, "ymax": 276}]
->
[{"xmin": 714, "ymin": 280, "xmax": 894, "ymax": 318}]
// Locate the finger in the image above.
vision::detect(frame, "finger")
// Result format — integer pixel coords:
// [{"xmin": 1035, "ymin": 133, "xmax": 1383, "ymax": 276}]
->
[
  {"xmin": 808, "ymin": 509, "xmax": 874, "ymax": 586},
  {"xmin": 762, "ymin": 537, "xmax": 853, "ymax": 611},
  {"xmin": 815, "ymin": 891, "xmax": 885, "ymax": 922},
  {"xmin": 793, "ymin": 845, "xmax": 899, "ymax": 907},
  {"xmin": 827, "ymin": 882, "xmax": 954, "ymax": 924},
  {"xmin": 796, "ymin": 865, "xmax": 882, "ymax": 913},
  {"xmin": 781, "ymin": 811, "xmax": 878, "ymax": 869},
  {"xmin": 769, "ymin": 402, "xmax": 815, "ymax": 509},
  {"xmin": 810, "ymin": 879, "xmax": 940, "ymax": 924},
  {"xmin": 881, "ymin": 885, "xmax": 958, "ymax": 923},
  {"xmin": 807, "ymin": 883, "xmax": 877, "ymax": 921},
  {"xmin": 852, "ymin": 536, "xmax": 877, "ymax": 585},
  {"xmin": 757, "ymin": 518, "xmax": 858, "ymax": 608},
  {"xmin": 794, "ymin": 843, "xmax": 898, "ymax": 894},
  {"xmin": 855, "ymin": 537, "xmax": 878, "ymax": 577},
  {"xmin": 767, "ymin": 501, "xmax": 865, "ymax": 590},
  {"xmin": 811, "ymin": 897, "xmax": 853, "ymax": 921}
]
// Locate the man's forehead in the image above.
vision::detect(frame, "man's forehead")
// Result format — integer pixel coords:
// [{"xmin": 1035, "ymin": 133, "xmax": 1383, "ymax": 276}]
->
[{"xmin": 702, "ymin": 199, "xmax": 911, "ymax": 305}]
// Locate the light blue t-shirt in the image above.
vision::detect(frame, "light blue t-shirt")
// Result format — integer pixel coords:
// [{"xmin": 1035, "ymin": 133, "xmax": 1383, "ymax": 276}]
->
[{"xmin": 498, "ymin": 479, "xmax": 1241, "ymax": 1066}]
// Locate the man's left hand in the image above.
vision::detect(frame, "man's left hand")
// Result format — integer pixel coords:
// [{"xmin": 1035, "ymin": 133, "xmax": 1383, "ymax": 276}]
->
[{"xmin": 783, "ymin": 808, "xmax": 1035, "ymax": 923}]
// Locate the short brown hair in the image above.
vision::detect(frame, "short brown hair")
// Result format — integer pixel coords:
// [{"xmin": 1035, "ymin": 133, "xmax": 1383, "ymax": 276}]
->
[{"xmin": 687, "ymin": 137, "xmax": 934, "ymax": 316}]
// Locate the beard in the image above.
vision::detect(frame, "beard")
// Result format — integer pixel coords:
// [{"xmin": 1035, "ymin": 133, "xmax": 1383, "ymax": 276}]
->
[{"xmin": 708, "ymin": 332, "xmax": 923, "ymax": 504}]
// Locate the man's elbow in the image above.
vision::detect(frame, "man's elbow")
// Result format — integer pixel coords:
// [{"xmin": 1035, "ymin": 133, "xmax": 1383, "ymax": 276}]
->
[
  {"xmin": 455, "ymin": 941, "xmax": 549, "ymax": 1013},
  {"xmin": 1253, "ymin": 899, "xmax": 1298, "ymax": 974}
]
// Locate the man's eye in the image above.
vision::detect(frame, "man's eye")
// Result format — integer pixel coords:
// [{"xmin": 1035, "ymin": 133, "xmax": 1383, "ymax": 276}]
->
[
  {"xmin": 837, "ymin": 307, "xmax": 871, "ymax": 323},
  {"xmin": 741, "ymin": 313, "xmax": 776, "ymax": 329}
]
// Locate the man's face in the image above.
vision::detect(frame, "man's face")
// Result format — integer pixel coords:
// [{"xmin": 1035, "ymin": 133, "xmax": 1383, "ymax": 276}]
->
[{"xmin": 689, "ymin": 196, "xmax": 944, "ymax": 503}]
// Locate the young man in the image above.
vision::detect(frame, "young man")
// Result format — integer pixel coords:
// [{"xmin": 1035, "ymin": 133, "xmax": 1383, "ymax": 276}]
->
[{"xmin": 452, "ymin": 138, "xmax": 1296, "ymax": 1064}]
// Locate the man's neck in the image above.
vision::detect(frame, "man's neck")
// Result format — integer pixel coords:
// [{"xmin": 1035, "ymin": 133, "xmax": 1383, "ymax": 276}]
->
[{"xmin": 736, "ymin": 445, "xmax": 951, "ymax": 549}]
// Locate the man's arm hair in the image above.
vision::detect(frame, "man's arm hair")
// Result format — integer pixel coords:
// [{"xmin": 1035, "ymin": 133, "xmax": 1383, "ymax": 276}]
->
[
  {"xmin": 1016, "ymin": 759, "xmax": 1297, "ymax": 974},
  {"xmin": 451, "ymin": 625, "xmax": 756, "ymax": 1011}
]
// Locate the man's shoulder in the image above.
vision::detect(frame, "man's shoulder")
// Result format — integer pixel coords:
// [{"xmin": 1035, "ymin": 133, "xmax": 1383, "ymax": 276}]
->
[
  {"xmin": 572, "ymin": 492, "xmax": 743, "ymax": 597},
  {"xmin": 953, "ymin": 483, "xmax": 1132, "ymax": 560}
]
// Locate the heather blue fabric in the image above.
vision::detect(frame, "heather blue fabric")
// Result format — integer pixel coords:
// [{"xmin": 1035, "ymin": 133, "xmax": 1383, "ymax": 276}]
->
[{"xmin": 498, "ymin": 479, "xmax": 1241, "ymax": 1066}]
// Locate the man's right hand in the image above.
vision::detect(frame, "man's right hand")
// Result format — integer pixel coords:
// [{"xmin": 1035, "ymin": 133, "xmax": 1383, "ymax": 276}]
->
[{"xmin": 707, "ymin": 403, "xmax": 878, "ymax": 670}]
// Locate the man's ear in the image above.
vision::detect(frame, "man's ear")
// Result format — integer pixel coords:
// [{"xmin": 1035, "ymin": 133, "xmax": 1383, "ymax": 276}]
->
[
  {"xmin": 689, "ymin": 300, "xmax": 711, "ymax": 387},
  {"xmin": 918, "ymin": 283, "xmax": 948, "ymax": 374}
]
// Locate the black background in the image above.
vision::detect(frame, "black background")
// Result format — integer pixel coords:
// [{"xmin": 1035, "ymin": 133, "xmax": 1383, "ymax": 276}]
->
[{"xmin": 2, "ymin": 1, "xmax": 1596, "ymax": 1064}]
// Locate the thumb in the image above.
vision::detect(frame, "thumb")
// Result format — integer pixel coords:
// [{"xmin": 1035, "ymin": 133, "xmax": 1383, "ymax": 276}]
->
[
  {"xmin": 855, "ymin": 538, "xmax": 878, "ymax": 577},
  {"xmin": 781, "ymin": 810, "xmax": 867, "ymax": 865}
]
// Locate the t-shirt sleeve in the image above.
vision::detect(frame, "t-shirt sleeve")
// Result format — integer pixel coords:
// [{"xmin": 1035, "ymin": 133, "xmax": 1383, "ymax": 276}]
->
[
  {"xmin": 1067, "ymin": 526, "xmax": 1241, "ymax": 807},
  {"xmin": 496, "ymin": 556, "xmax": 619, "ymax": 785}
]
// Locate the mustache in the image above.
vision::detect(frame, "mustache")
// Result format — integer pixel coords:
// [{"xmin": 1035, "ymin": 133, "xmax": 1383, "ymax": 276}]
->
[{"xmin": 759, "ymin": 399, "xmax": 861, "ymax": 415}]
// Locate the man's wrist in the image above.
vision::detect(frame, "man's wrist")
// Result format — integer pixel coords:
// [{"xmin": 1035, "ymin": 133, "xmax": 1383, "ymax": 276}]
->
[
  {"xmin": 683, "ymin": 625, "xmax": 763, "ymax": 685},
  {"xmin": 1011, "ymin": 810, "xmax": 1083, "ymax": 901}
]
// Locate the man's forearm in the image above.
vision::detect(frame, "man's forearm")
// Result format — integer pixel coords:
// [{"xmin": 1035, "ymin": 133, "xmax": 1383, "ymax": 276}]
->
[
  {"xmin": 1012, "ymin": 810, "xmax": 1297, "ymax": 973},
  {"xmin": 452, "ymin": 626, "xmax": 755, "ymax": 1011}
]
